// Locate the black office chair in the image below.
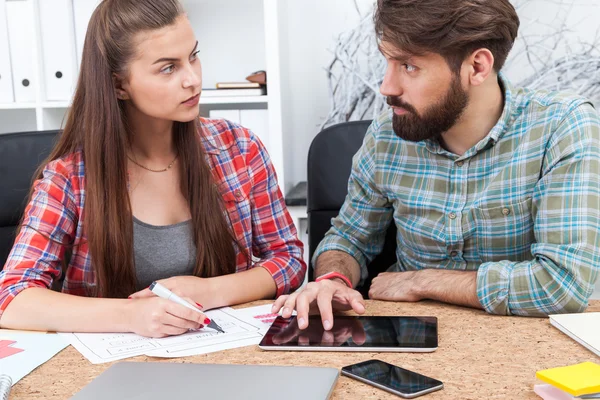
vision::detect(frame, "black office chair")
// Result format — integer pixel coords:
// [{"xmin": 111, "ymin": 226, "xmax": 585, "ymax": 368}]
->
[
  {"xmin": 0, "ymin": 130, "xmax": 60, "ymax": 269},
  {"xmin": 307, "ymin": 121, "xmax": 397, "ymax": 296}
]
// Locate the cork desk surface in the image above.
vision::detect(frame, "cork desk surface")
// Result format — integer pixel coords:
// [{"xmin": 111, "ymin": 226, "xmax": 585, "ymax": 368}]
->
[{"xmin": 12, "ymin": 299, "xmax": 600, "ymax": 399}]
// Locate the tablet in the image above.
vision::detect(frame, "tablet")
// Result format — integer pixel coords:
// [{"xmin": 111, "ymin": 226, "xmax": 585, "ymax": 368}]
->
[{"xmin": 259, "ymin": 316, "xmax": 438, "ymax": 352}]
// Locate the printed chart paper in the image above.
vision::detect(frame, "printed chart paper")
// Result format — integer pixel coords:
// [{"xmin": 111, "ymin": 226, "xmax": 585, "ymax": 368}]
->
[
  {"xmin": 149, "ymin": 303, "xmax": 278, "ymax": 358},
  {"xmin": 232, "ymin": 303, "xmax": 279, "ymax": 327},
  {"xmin": 60, "ymin": 307, "xmax": 267, "ymax": 364}
]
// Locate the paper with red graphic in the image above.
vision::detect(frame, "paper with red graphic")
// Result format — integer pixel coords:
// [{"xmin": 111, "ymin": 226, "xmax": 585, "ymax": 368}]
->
[{"xmin": 0, "ymin": 333, "xmax": 68, "ymax": 384}]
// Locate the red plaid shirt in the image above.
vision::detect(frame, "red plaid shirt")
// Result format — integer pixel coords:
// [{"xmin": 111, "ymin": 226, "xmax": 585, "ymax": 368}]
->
[{"xmin": 0, "ymin": 118, "xmax": 306, "ymax": 317}]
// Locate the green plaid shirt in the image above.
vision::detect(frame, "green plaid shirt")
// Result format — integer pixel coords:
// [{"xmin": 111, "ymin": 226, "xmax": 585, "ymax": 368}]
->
[{"xmin": 315, "ymin": 75, "xmax": 600, "ymax": 316}]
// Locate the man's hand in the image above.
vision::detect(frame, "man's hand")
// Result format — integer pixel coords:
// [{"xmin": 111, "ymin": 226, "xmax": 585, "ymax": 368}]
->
[
  {"xmin": 272, "ymin": 280, "xmax": 366, "ymax": 331},
  {"xmin": 369, "ymin": 271, "xmax": 422, "ymax": 302},
  {"xmin": 369, "ymin": 269, "xmax": 482, "ymax": 310}
]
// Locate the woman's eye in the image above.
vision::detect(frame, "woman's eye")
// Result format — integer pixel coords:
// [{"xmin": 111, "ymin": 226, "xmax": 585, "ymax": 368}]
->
[
  {"xmin": 404, "ymin": 64, "xmax": 417, "ymax": 72},
  {"xmin": 190, "ymin": 50, "xmax": 200, "ymax": 61},
  {"xmin": 161, "ymin": 65, "xmax": 175, "ymax": 74}
]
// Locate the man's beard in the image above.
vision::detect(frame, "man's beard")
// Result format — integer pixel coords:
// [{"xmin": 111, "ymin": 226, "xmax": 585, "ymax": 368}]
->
[{"xmin": 388, "ymin": 75, "xmax": 469, "ymax": 142}]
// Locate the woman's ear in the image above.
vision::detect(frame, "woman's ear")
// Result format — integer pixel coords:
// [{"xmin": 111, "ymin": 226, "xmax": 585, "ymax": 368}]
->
[{"xmin": 113, "ymin": 73, "xmax": 130, "ymax": 100}]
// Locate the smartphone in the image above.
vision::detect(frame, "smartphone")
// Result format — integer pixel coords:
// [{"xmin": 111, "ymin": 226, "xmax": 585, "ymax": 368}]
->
[{"xmin": 341, "ymin": 359, "xmax": 443, "ymax": 398}]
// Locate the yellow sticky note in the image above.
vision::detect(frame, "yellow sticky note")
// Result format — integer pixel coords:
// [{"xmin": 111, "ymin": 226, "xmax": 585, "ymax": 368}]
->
[{"xmin": 536, "ymin": 362, "xmax": 600, "ymax": 396}]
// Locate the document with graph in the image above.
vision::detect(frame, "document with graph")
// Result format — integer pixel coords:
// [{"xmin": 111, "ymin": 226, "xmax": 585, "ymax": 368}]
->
[
  {"xmin": 0, "ymin": 332, "xmax": 68, "ymax": 384},
  {"xmin": 59, "ymin": 307, "xmax": 269, "ymax": 364}
]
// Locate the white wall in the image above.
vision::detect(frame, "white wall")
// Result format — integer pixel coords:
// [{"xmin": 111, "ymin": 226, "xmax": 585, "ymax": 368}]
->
[
  {"xmin": 278, "ymin": 0, "xmax": 374, "ymax": 192},
  {"xmin": 182, "ymin": 0, "xmax": 266, "ymax": 89}
]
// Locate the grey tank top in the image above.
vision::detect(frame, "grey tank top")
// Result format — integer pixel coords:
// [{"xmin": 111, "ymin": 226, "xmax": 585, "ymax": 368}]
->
[{"xmin": 133, "ymin": 216, "xmax": 196, "ymax": 290}]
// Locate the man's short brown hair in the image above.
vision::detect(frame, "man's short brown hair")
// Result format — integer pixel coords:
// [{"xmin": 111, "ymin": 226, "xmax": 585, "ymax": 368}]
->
[{"xmin": 374, "ymin": 0, "xmax": 520, "ymax": 73}]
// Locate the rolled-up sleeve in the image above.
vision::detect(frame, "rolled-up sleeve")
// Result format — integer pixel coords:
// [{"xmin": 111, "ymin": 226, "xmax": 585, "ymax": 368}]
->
[
  {"xmin": 477, "ymin": 103, "xmax": 600, "ymax": 316},
  {"xmin": 247, "ymin": 135, "xmax": 306, "ymax": 296},
  {"xmin": 0, "ymin": 163, "xmax": 77, "ymax": 318},
  {"xmin": 313, "ymin": 120, "xmax": 394, "ymax": 284}
]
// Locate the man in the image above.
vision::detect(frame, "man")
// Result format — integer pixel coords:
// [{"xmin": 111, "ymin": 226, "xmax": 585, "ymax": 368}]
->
[{"xmin": 273, "ymin": 0, "xmax": 600, "ymax": 331}]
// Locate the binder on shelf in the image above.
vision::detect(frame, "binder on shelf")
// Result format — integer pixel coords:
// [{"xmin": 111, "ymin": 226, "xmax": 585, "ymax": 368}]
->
[
  {"xmin": 39, "ymin": 0, "xmax": 77, "ymax": 101},
  {"xmin": 0, "ymin": 0, "xmax": 14, "ymax": 103},
  {"xmin": 72, "ymin": 0, "xmax": 100, "ymax": 66},
  {"xmin": 240, "ymin": 109, "xmax": 270, "ymax": 149},
  {"xmin": 208, "ymin": 110, "xmax": 270, "ymax": 150},
  {"xmin": 209, "ymin": 109, "xmax": 241, "ymax": 124},
  {"xmin": 6, "ymin": 0, "xmax": 36, "ymax": 103}
]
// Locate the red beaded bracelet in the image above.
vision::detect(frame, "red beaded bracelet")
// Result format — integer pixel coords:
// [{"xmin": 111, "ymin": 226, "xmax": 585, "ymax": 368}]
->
[{"xmin": 315, "ymin": 271, "xmax": 352, "ymax": 288}]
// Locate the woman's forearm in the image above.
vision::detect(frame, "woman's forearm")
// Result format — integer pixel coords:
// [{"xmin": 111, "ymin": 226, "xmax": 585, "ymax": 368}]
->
[
  {"xmin": 208, "ymin": 266, "xmax": 277, "ymax": 308},
  {"xmin": 0, "ymin": 287, "xmax": 133, "ymax": 332}
]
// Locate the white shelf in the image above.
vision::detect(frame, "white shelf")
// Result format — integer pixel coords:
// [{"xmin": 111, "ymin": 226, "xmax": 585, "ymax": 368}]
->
[
  {"xmin": 41, "ymin": 101, "xmax": 71, "ymax": 108},
  {"xmin": 0, "ymin": 103, "xmax": 37, "ymax": 110},
  {"xmin": 200, "ymin": 95, "xmax": 269, "ymax": 105},
  {"xmin": 0, "ymin": 97, "xmax": 267, "ymax": 109},
  {"xmin": 0, "ymin": 101, "xmax": 70, "ymax": 110}
]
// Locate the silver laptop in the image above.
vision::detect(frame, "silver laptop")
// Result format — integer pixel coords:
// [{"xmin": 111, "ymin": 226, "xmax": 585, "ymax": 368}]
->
[{"xmin": 71, "ymin": 362, "xmax": 339, "ymax": 400}]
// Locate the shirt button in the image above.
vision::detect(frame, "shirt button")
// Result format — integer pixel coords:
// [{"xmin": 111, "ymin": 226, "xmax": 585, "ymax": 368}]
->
[
  {"xmin": 450, "ymin": 251, "xmax": 458, "ymax": 257},
  {"xmin": 448, "ymin": 212, "xmax": 457, "ymax": 219},
  {"xmin": 456, "ymin": 161, "xmax": 464, "ymax": 167},
  {"xmin": 502, "ymin": 208, "xmax": 511, "ymax": 216},
  {"xmin": 234, "ymin": 190, "xmax": 243, "ymax": 199}
]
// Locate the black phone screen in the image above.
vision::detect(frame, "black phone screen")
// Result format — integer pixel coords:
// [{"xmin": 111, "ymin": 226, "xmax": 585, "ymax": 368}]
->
[{"xmin": 342, "ymin": 360, "xmax": 443, "ymax": 395}]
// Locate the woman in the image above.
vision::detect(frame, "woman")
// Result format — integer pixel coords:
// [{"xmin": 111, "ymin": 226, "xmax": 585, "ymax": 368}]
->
[{"xmin": 0, "ymin": 0, "xmax": 305, "ymax": 338}]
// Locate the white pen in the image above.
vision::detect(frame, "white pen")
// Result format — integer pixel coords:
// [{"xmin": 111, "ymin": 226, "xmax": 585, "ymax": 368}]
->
[{"xmin": 149, "ymin": 281, "xmax": 225, "ymax": 333}]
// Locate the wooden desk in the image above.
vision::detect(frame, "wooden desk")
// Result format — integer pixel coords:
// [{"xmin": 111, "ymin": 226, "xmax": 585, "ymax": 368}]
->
[{"xmin": 12, "ymin": 300, "xmax": 600, "ymax": 399}]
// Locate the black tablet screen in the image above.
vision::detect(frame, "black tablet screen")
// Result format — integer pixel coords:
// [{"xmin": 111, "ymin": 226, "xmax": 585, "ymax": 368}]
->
[{"xmin": 259, "ymin": 316, "xmax": 438, "ymax": 349}]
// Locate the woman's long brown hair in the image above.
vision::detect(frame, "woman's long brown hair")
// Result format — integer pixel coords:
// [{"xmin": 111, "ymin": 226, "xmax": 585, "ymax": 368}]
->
[{"xmin": 28, "ymin": 0, "xmax": 240, "ymax": 298}]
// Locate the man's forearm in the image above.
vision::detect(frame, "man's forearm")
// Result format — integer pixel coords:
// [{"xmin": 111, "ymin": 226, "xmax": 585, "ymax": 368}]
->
[
  {"xmin": 416, "ymin": 269, "xmax": 483, "ymax": 310},
  {"xmin": 315, "ymin": 250, "xmax": 362, "ymax": 287}
]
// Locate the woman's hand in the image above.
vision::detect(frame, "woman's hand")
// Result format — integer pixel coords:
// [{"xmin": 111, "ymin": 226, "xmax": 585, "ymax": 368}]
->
[
  {"xmin": 126, "ymin": 296, "xmax": 209, "ymax": 338},
  {"xmin": 128, "ymin": 276, "xmax": 215, "ymax": 309}
]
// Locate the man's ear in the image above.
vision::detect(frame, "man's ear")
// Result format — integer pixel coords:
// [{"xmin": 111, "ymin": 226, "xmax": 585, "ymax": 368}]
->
[
  {"xmin": 113, "ymin": 73, "xmax": 130, "ymax": 100},
  {"xmin": 464, "ymin": 48, "xmax": 495, "ymax": 87}
]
